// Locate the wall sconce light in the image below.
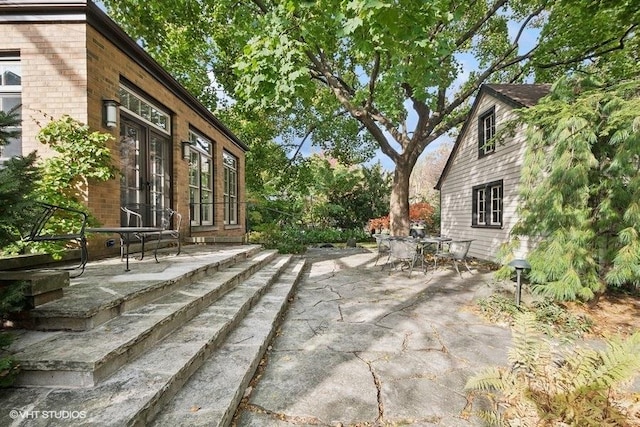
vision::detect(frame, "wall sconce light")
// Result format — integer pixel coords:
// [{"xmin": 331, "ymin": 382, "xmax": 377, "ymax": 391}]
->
[
  {"xmin": 181, "ymin": 141, "xmax": 191, "ymax": 160},
  {"xmin": 103, "ymin": 99, "xmax": 119, "ymax": 129}
]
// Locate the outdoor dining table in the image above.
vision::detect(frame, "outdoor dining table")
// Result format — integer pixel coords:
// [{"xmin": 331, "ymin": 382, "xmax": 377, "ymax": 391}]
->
[
  {"xmin": 87, "ymin": 226, "xmax": 163, "ymax": 271},
  {"xmin": 420, "ymin": 236, "xmax": 452, "ymax": 250}
]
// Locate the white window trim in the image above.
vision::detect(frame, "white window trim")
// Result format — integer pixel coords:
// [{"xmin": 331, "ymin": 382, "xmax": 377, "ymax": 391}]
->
[
  {"xmin": 478, "ymin": 106, "xmax": 496, "ymax": 157},
  {"xmin": 223, "ymin": 151, "xmax": 238, "ymax": 225},
  {"xmin": 472, "ymin": 180, "xmax": 503, "ymax": 228},
  {"xmin": 0, "ymin": 55, "xmax": 21, "ymax": 163}
]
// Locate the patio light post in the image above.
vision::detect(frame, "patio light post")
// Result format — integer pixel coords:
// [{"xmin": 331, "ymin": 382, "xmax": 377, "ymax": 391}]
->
[{"xmin": 508, "ymin": 259, "xmax": 531, "ymax": 306}]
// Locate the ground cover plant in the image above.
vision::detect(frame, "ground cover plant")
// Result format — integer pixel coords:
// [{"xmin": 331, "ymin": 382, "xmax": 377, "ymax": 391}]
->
[
  {"xmin": 466, "ymin": 313, "xmax": 640, "ymax": 426},
  {"xmin": 475, "ymin": 294, "xmax": 593, "ymax": 341}
]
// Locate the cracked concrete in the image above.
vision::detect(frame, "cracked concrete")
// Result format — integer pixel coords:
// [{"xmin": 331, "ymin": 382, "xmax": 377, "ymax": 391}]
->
[{"xmin": 234, "ymin": 247, "xmax": 512, "ymax": 426}]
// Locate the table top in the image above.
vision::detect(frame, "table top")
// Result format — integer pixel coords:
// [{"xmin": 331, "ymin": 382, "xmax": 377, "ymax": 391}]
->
[
  {"xmin": 420, "ymin": 236, "xmax": 452, "ymax": 243},
  {"xmin": 87, "ymin": 227, "xmax": 163, "ymax": 233}
]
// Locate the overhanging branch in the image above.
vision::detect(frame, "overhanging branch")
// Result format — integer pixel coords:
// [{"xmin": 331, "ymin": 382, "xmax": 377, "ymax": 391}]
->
[{"xmin": 536, "ymin": 24, "xmax": 637, "ymax": 69}]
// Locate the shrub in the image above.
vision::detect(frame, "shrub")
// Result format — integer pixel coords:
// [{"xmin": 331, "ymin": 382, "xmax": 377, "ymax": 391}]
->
[
  {"xmin": 249, "ymin": 225, "xmax": 370, "ymax": 254},
  {"xmin": 2, "ymin": 115, "xmax": 115, "ymax": 258},
  {"xmin": 0, "ymin": 281, "xmax": 27, "ymax": 387},
  {"xmin": 368, "ymin": 202, "xmax": 436, "ymax": 234}
]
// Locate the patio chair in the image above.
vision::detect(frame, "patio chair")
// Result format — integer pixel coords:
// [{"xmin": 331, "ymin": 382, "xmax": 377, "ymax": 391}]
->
[
  {"xmin": 120, "ymin": 206, "xmax": 146, "ymax": 259},
  {"xmin": 385, "ymin": 237, "xmax": 422, "ymax": 277},
  {"xmin": 22, "ymin": 202, "xmax": 89, "ymax": 277},
  {"xmin": 373, "ymin": 234, "xmax": 391, "ymax": 266},
  {"xmin": 145, "ymin": 208, "xmax": 182, "ymax": 262},
  {"xmin": 434, "ymin": 240, "xmax": 473, "ymax": 278},
  {"xmin": 120, "ymin": 206, "xmax": 182, "ymax": 262}
]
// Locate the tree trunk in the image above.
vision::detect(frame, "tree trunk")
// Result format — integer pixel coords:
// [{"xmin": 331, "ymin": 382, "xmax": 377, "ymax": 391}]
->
[{"xmin": 389, "ymin": 162, "xmax": 411, "ymax": 236}]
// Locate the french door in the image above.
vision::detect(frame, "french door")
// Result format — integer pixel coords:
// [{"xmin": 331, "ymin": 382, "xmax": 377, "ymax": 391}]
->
[{"xmin": 120, "ymin": 117, "xmax": 171, "ymax": 226}]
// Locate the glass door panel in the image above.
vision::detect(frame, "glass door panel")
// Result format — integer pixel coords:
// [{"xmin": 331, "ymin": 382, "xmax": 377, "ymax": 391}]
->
[
  {"xmin": 149, "ymin": 131, "xmax": 170, "ymax": 227},
  {"xmin": 120, "ymin": 120, "xmax": 143, "ymax": 219},
  {"xmin": 120, "ymin": 118, "xmax": 171, "ymax": 227}
]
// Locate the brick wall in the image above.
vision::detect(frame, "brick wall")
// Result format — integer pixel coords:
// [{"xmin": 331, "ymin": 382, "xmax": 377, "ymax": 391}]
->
[
  {"xmin": 0, "ymin": 19, "xmax": 247, "ymax": 258},
  {"xmin": 0, "ymin": 22, "xmax": 88, "ymax": 157},
  {"xmin": 85, "ymin": 27, "xmax": 246, "ymax": 239}
]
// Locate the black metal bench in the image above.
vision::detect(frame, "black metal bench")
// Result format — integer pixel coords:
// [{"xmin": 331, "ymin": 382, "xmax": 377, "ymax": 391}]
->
[{"xmin": 22, "ymin": 202, "xmax": 88, "ymax": 277}]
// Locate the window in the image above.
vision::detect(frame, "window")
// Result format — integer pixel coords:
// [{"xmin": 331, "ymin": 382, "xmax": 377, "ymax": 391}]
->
[
  {"xmin": 119, "ymin": 86, "xmax": 170, "ymax": 134},
  {"xmin": 472, "ymin": 180, "xmax": 503, "ymax": 227},
  {"xmin": 478, "ymin": 106, "xmax": 496, "ymax": 157},
  {"xmin": 187, "ymin": 129, "xmax": 214, "ymax": 226},
  {"xmin": 0, "ymin": 54, "xmax": 21, "ymax": 164},
  {"xmin": 223, "ymin": 151, "xmax": 238, "ymax": 225}
]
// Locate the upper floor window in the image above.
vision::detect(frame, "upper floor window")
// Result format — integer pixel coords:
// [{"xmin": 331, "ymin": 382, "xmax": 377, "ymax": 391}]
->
[
  {"xmin": 472, "ymin": 180, "xmax": 503, "ymax": 228},
  {"xmin": 223, "ymin": 151, "xmax": 238, "ymax": 225},
  {"xmin": 187, "ymin": 129, "xmax": 214, "ymax": 226},
  {"xmin": 0, "ymin": 54, "xmax": 22, "ymax": 164},
  {"xmin": 478, "ymin": 106, "xmax": 496, "ymax": 157}
]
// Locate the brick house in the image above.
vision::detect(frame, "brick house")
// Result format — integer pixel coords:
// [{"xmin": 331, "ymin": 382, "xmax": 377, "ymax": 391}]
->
[
  {"xmin": 0, "ymin": 1, "xmax": 248, "ymax": 257},
  {"xmin": 435, "ymin": 84, "xmax": 550, "ymax": 261}
]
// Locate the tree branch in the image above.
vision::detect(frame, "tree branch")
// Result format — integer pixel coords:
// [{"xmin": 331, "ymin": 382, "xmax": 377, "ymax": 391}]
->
[
  {"xmin": 282, "ymin": 109, "xmax": 351, "ymax": 172},
  {"xmin": 454, "ymin": 0, "xmax": 508, "ymax": 50},
  {"xmin": 536, "ymin": 24, "xmax": 637, "ymax": 69},
  {"xmin": 441, "ymin": 5, "xmax": 545, "ymax": 121},
  {"xmin": 366, "ymin": 51, "xmax": 381, "ymax": 111},
  {"xmin": 304, "ymin": 47, "xmax": 403, "ymax": 161}
]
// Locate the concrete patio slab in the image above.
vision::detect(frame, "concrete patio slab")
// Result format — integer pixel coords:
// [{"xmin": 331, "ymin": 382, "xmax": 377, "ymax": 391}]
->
[{"xmin": 235, "ymin": 247, "xmax": 511, "ymax": 426}]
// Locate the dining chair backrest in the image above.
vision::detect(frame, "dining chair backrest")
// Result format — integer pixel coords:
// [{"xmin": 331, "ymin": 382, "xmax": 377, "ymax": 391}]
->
[
  {"xmin": 121, "ymin": 206, "xmax": 142, "ymax": 227},
  {"xmin": 388, "ymin": 237, "xmax": 418, "ymax": 260},
  {"xmin": 160, "ymin": 208, "xmax": 182, "ymax": 235},
  {"xmin": 447, "ymin": 240, "xmax": 472, "ymax": 260},
  {"xmin": 375, "ymin": 234, "xmax": 391, "ymax": 249}
]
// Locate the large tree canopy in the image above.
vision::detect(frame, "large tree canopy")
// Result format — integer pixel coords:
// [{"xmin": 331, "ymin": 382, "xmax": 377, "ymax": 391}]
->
[{"xmin": 103, "ymin": 0, "xmax": 636, "ymax": 235}]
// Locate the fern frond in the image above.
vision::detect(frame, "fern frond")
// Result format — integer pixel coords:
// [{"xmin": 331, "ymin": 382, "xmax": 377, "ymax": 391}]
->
[
  {"xmin": 590, "ymin": 332, "xmax": 640, "ymax": 390},
  {"xmin": 559, "ymin": 347, "xmax": 603, "ymax": 390},
  {"xmin": 508, "ymin": 312, "xmax": 552, "ymax": 373},
  {"xmin": 465, "ymin": 367, "xmax": 509, "ymax": 392},
  {"xmin": 476, "ymin": 410, "xmax": 505, "ymax": 427}
]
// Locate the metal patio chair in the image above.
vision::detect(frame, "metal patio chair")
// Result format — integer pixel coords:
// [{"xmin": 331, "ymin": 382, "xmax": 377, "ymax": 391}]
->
[
  {"xmin": 22, "ymin": 202, "xmax": 89, "ymax": 277},
  {"xmin": 373, "ymin": 233, "xmax": 391, "ymax": 266},
  {"xmin": 434, "ymin": 239, "xmax": 473, "ymax": 278},
  {"xmin": 120, "ymin": 206, "xmax": 182, "ymax": 262},
  {"xmin": 385, "ymin": 237, "xmax": 422, "ymax": 277}
]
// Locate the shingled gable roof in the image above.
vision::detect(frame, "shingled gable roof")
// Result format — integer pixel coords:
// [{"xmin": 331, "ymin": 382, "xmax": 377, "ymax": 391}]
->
[{"xmin": 434, "ymin": 83, "xmax": 551, "ymax": 190}]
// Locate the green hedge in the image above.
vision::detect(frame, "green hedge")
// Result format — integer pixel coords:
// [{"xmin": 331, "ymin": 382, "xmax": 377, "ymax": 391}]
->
[{"xmin": 248, "ymin": 225, "xmax": 372, "ymax": 254}]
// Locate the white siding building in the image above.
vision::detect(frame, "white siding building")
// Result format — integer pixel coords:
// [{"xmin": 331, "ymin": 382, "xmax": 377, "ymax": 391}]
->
[{"xmin": 435, "ymin": 84, "xmax": 550, "ymax": 261}]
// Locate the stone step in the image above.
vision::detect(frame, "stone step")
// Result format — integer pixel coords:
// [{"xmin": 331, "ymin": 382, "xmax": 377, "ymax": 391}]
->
[
  {"xmin": 152, "ymin": 257, "xmax": 306, "ymax": 427},
  {"xmin": 11, "ymin": 250, "xmax": 280, "ymax": 388},
  {"xmin": 24, "ymin": 245, "xmax": 264, "ymax": 331},
  {"xmin": 0, "ymin": 270, "xmax": 70, "ymax": 308},
  {"xmin": 0, "ymin": 255, "xmax": 306, "ymax": 427}
]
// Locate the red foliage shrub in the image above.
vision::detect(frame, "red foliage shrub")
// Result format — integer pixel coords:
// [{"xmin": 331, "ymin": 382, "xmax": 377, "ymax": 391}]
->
[{"xmin": 368, "ymin": 202, "xmax": 434, "ymax": 232}]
